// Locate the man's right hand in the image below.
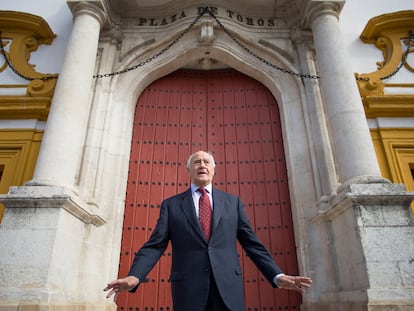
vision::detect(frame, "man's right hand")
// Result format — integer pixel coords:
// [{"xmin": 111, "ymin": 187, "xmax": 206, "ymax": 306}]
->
[{"xmin": 104, "ymin": 276, "xmax": 139, "ymax": 300}]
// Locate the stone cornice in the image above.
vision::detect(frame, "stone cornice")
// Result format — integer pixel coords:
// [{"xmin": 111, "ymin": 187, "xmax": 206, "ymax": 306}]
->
[
  {"xmin": 300, "ymin": 0, "xmax": 345, "ymax": 29},
  {"xmin": 363, "ymin": 94, "xmax": 414, "ymax": 118},
  {"xmin": 0, "ymin": 185, "xmax": 106, "ymax": 227},
  {"xmin": 67, "ymin": 0, "xmax": 109, "ymax": 29},
  {"xmin": 312, "ymin": 182, "xmax": 414, "ymax": 222}
]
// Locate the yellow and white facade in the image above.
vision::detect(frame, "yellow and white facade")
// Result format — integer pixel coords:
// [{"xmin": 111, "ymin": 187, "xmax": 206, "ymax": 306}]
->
[{"xmin": 0, "ymin": 0, "xmax": 413, "ymax": 310}]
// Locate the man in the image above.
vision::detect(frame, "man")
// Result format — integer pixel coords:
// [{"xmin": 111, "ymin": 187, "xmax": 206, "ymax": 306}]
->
[{"xmin": 104, "ymin": 150, "xmax": 312, "ymax": 310}]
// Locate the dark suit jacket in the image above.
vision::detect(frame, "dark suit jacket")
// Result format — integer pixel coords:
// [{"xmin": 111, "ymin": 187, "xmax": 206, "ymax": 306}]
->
[{"xmin": 128, "ymin": 187, "xmax": 283, "ymax": 311}]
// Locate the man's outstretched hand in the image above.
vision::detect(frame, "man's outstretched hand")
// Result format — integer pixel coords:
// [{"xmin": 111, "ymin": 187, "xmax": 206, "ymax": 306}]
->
[
  {"xmin": 104, "ymin": 276, "xmax": 139, "ymax": 300},
  {"xmin": 104, "ymin": 274, "xmax": 312, "ymax": 300},
  {"xmin": 277, "ymin": 275, "xmax": 312, "ymax": 293}
]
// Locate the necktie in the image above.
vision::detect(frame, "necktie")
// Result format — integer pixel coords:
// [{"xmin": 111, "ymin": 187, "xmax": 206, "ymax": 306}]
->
[{"xmin": 198, "ymin": 187, "xmax": 212, "ymax": 240}]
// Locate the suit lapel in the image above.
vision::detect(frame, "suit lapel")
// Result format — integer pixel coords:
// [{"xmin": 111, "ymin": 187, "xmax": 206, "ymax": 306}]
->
[
  {"xmin": 211, "ymin": 188, "xmax": 225, "ymax": 237},
  {"xmin": 178, "ymin": 187, "xmax": 226, "ymax": 243},
  {"xmin": 178, "ymin": 189, "xmax": 206, "ymax": 241}
]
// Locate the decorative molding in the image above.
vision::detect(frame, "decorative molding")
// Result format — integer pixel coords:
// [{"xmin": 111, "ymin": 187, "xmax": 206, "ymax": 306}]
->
[
  {"xmin": 300, "ymin": 0, "xmax": 345, "ymax": 29},
  {"xmin": 0, "ymin": 130, "xmax": 43, "ymax": 192},
  {"xmin": 106, "ymin": 3, "xmax": 300, "ymax": 26},
  {"xmin": 359, "ymin": 11, "xmax": 414, "ymax": 216},
  {"xmin": 370, "ymin": 128, "xmax": 414, "ymax": 215},
  {"xmin": 312, "ymin": 182, "xmax": 414, "ymax": 223},
  {"xmin": 370, "ymin": 129, "xmax": 414, "ymax": 182},
  {"xmin": 356, "ymin": 10, "xmax": 414, "ymax": 111},
  {"xmin": 0, "ymin": 11, "xmax": 58, "ymax": 120},
  {"xmin": 0, "ymin": 185, "xmax": 106, "ymax": 226},
  {"xmin": 363, "ymin": 94, "xmax": 414, "ymax": 117},
  {"xmin": 67, "ymin": 0, "xmax": 109, "ymax": 30},
  {"xmin": 199, "ymin": 17, "xmax": 215, "ymax": 45},
  {"xmin": 0, "ymin": 129, "xmax": 43, "ymax": 223}
]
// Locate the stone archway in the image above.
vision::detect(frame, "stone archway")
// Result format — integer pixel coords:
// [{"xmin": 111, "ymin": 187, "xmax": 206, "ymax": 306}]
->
[
  {"xmin": 118, "ymin": 68, "xmax": 302, "ymax": 310},
  {"xmin": 104, "ymin": 16, "xmax": 316, "ymax": 309}
]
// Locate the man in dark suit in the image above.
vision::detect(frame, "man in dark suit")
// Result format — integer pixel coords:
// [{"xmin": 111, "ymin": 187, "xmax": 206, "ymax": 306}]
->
[{"xmin": 105, "ymin": 150, "xmax": 312, "ymax": 310}]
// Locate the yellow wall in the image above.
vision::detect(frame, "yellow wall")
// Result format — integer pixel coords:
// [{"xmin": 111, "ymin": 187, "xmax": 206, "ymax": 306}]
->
[
  {"xmin": 358, "ymin": 11, "xmax": 414, "ymax": 215},
  {"xmin": 371, "ymin": 128, "xmax": 414, "ymax": 188},
  {"xmin": 0, "ymin": 11, "xmax": 57, "ymax": 222},
  {"xmin": 0, "ymin": 130, "xmax": 43, "ymax": 222},
  {"xmin": 371, "ymin": 128, "xmax": 414, "ymax": 214}
]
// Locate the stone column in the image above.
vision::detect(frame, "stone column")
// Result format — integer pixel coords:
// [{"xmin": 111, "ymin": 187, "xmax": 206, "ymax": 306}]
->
[
  {"xmin": 31, "ymin": 1, "xmax": 106, "ymax": 191},
  {"xmin": 305, "ymin": 0, "xmax": 385, "ymax": 187}
]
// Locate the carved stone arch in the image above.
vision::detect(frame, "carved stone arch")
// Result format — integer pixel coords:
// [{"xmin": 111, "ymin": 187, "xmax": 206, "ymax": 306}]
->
[
  {"xmin": 110, "ymin": 19, "xmax": 305, "ymax": 124},
  {"xmin": 111, "ymin": 18, "xmax": 308, "ymax": 142},
  {"xmin": 108, "ymin": 21, "xmax": 308, "ymax": 158}
]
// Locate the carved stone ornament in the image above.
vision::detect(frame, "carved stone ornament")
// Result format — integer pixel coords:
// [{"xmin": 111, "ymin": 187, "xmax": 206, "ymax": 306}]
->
[
  {"xmin": 0, "ymin": 11, "xmax": 58, "ymax": 120},
  {"xmin": 355, "ymin": 10, "xmax": 414, "ymax": 117}
]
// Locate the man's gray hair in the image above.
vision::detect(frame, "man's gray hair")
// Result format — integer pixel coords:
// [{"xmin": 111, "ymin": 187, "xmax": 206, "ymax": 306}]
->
[{"xmin": 186, "ymin": 151, "xmax": 216, "ymax": 168}]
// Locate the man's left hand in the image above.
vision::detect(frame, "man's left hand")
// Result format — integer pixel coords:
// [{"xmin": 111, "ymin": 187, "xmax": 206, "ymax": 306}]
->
[{"xmin": 277, "ymin": 275, "xmax": 312, "ymax": 293}]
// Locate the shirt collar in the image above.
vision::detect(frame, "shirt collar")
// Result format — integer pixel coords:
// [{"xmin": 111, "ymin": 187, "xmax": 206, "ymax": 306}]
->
[{"xmin": 191, "ymin": 183, "xmax": 212, "ymax": 194}]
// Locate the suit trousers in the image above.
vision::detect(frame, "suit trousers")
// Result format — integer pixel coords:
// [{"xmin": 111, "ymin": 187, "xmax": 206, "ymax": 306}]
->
[{"xmin": 204, "ymin": 272, "xmax": 231, "ymax": 311}]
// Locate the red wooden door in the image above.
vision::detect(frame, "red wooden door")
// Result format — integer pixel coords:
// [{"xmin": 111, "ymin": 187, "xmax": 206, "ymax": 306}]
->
[{"xmin": 118, "ymin": 69, "xmax": 301, "ymax": 310}]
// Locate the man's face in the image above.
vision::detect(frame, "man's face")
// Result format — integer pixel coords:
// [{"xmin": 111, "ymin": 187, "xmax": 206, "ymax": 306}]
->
[{"xmin": 188, "ymin": 151, "xmax": 215, "ymax": 187}]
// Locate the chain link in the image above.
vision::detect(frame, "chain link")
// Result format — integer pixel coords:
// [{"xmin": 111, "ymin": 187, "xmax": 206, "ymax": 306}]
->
[
  {"xmin": 379, "ymin": 30, "xmax": 413, "ymax": 80},
  {"xmin": 0, "ymin": 32, "xmax": 57, "ymax": 81},
  {"xmin": 356, "ymin": 30, "xmax": 413, "ymax": 82},
  {"xmin": 94, "ymin": 7, "xmax": 209, "ymax": 78},
  {"xmin": 94, "ymin": 6, "xmax": 319, "ymax": 79},
  {"xmin": 205, "ymin": 9, "xmax": 320, "ymax": 79}
]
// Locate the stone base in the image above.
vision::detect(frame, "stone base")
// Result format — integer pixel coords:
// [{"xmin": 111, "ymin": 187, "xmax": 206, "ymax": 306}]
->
[
  {"xmin": 368, "ymin": 303, "xmax": 414, "ymax": 311},
  {"xmin": 0, "ymin": 186, "xmax": 113, "ymax": 307},
  {"xmin": 309, "ymin": 182, "xmax": 414, "ymax": 311},
  {"xmin": 0, "ymin": 303, "xmax": 116, "ymax": 311},
  {"xmin": 303, "ymin": 302, "xmax": 414, "ymax": 311}
]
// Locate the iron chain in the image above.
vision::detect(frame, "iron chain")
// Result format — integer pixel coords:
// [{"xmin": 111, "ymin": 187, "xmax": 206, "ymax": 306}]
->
[
  {"xmin": 94, "ymin": 7, "xmax": 207, "ymax": 78},
  {"xmin": 205, "ymin": 9, "xmax": 320, "ymax": 79},
  {"xmin": 356, "ymin": 30, "xmax": 413, "ymax": 82},
  {"xmin": 0, "ymin": 32, "xmax": 57, "ymax": 81}
]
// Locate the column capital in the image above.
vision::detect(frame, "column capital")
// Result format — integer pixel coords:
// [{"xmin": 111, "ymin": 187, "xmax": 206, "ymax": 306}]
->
[
  {"xmin": 301, "ymin": 0, "xmax": 345, "ymax": 29},
  {"xmin": 67, "ymin": 0, "xmax": 109, "ymax": 29}
]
